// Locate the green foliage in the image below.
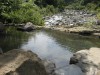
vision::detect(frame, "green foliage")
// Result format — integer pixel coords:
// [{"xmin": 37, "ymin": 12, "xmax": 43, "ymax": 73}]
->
[
  {"xmin": 65, "ymin": 0, "xmax": 100, "ymax": 11},
  {"xmin": 41, "ymin": 5, "xmax": 58, "ymax": 16},
  {"xmin": 86, "ymin": 3, "xmax": 97, "ymax": 11},
  {"xmin": 0, "ymin": 0, "xmax": 100, "ymax": 26},
  {"xmin": 97, "ymin": 8, "xmax": 100, "ymax": 12},
  {"xmin": 35, "ymin": 0, "xmax": 65, "ymax": 12},
  {"xmin": 97, "ymin": 13, "xmax": 100, "ymax": 20},
  {"xmin": 2, "ymin": 7, "xmax": 44, "ymax": 25},
  {"xmin": 66, "ymin": 3, "xmax": 85, "ymax": 10},
  {"xmin": 0, "ymin": 0, "xmax": 44, "ymax": 26}
]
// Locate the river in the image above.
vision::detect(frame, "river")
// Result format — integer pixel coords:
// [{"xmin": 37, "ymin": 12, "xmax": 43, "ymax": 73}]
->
[{"xmin": 0, "ymin": 27, "xmax": 100, "ymax": 75}]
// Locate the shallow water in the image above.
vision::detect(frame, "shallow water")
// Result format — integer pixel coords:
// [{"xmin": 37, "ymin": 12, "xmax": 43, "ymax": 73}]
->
[{"xmin": 0, "ymin": 28, "xmax": 100, "ymax": 75}]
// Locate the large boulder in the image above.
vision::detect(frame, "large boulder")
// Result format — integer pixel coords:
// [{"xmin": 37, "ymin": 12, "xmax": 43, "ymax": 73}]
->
[
  {"xmin": 70, "ymin": 47, "xmax": 100, "ymax": 75},
  {"xmin": 17, "ymin": 22, "xmax": 36, "ymax": 32},
  {"xmin": 0, "ymin": 49, "xmax": 48, "ymax": 75}
]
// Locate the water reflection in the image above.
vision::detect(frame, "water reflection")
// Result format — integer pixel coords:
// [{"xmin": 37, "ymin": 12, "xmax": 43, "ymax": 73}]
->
[
  {"xmin": 0, "ymin": 27, "xmax": 31, "ymax": 52},
  {"xmin": 44, "ymin": 29, "xmax": 100, "ymax": 52}
]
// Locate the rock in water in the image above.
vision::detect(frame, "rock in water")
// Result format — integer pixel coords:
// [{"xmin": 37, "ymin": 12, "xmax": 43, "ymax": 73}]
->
[
  {"xmin": 17, "ymin": 22, "xmax": 36, "ymax": 32},
  {"xmin": 70, "ymin": 47, "xmax": 100, "ymax": 75},
  {"xmin": 0, "ymin": 49, "xmax": 48, "ymax": 75},
  {"xmin": 24, "ymin": 22, "xmax": 35, "ymax": 31}
]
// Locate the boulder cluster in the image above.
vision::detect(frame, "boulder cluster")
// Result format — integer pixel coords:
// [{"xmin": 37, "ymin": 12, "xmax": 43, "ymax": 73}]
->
[{"xmin": 45, "ymin": 10, "xmax": 97, "ymax": 26}]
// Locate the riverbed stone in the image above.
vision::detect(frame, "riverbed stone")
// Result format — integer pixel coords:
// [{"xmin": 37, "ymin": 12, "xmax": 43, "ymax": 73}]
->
[{"xmin": 70, "ymin": 47, "xmax": 100, "ymax": 75}]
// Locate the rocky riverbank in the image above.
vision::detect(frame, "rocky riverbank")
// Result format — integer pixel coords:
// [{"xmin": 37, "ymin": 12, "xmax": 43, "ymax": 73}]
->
[
  {"xmin": 44, "ymin": 25, "xmax": 100, "ymax": 37},
  {"xmin": 70, "ymin": 47, "xmax": 100, "ymax": 75},
  {"xmin": 1, "ymin": 9, "xmax": 100, "ymax": 37},
  {"xmin": 44, "ymin": 10, "xmax": 97, "ymax": 26},
  {"xmin": 44, "ymin": 9, "xmax": 100, "ymax": 37},
  {"xmin": 0, "ymin": 49, "xmax": 56, "ymax": 75}
]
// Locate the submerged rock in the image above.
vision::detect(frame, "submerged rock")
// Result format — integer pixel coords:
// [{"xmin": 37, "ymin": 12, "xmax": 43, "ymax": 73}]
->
[
  {"xmin": 0, "ymin": 49, "xmax": 49, "ymax": 75},
  {"xmin": 70, "ymin": 47, "xmax": 100, "ymax": 75}
]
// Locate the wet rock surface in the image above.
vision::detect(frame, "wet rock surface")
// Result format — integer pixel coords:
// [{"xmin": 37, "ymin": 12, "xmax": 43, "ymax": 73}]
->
[
  {"xmin": 70, "ymin": 47, "xmax": 100, "ymax": 75},
  {"xmin": 0, "ymin": 49, "xmax": 55, "ymax": 75}
]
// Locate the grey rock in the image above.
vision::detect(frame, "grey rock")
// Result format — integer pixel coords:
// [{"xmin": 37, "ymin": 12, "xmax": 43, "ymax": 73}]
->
[{"xmin": 17, "ymin": 22, "xmax": 36, "ymax": 32}]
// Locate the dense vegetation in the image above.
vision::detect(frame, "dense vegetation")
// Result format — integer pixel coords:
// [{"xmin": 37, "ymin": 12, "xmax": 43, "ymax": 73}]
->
[
  {"xmin": 0, "ymin": 0, "xmax": 100, "ymax": 25},
  {"xmin": 0, "ymin": 0, "xmax": 44, "ymax": 25}
]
